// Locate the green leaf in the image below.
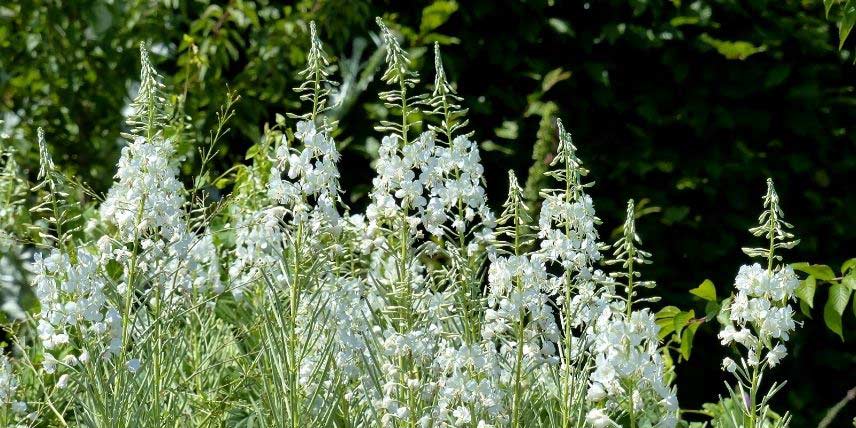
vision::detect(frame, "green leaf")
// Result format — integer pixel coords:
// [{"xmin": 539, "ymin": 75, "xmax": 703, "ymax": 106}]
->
[
  {"xmin": 853, "ymin": 288, "xmax": 856, "ymax": 318},
  {"xmin": 800, "ymin": 299, "xmax": 812, "ymax": 318},
  {"xmin": 680, "ymin": 322, "xmax": 700, "ymax": 360},
  {"xmin": 845, "ymin": 274, "xmax": 856, "ymax": 291},
  {"xmin": 824, "ymin": 301, "xmax": 845, "ymax": 341},
  {"xmin": 548, "ymin": 18, "xmax": 574, "ymax": 36},
  {"xmin": 673, "ymin": 309, "xmax": 695, "ymax": 339},
  {"xmin": 670, "ymin": 16, "xmax": 701, "ymax": 27},
  {"xmin": 839, "ymin": 2, "xmax": 856, "ymax": 49},
  {"xmin": 842, "ymin": 258, "xmax": 856, "ymax": 274},
  {"xmin": 656, "ymin": 306, "xmax": 681, "ymax": 319},
  {"xmin": 717, "ymin": 296, "xmax": 733, "ymax": 326},
  {"xmin": 689, "ymin": 279, "xmax": 717, "ymax": 301},
  {"xmin": 494, "ymin": 121, "xmax": 519, "ymax": 140},
  {"xmin": 420, "ymin": 1, "xmax": 458, "ymax": 34},
  {"xmin": 792, "ymin": 263, "xmax": 837, "ymax": 281},
  {"xmin": 828, "ymin": 281, "xmax": 852, "ymax": 315},
  {"xmin": 655, "ymin": 306, "xmax": 681, "ymax": 339},
  {"xmin": 541, "ymin": 68, "xmax": 572, "ymax": 93},
  {"xmin": 245, "ymin": 144, "xmax": 260, "ymax": 160},
  {"xmin": 825, "ymin": 0, "xmax": 836, "ymax": 17},
  {"xmin": 704, "ymin": 300, "xmax": 721, "ymax": 321},
  {"xmin": 795, "ymin": 276, "xmax": 817, "ymax": 308},
  {"xmin": 699, "ymin": 33, "xmax": 766, "ymax": 60}
]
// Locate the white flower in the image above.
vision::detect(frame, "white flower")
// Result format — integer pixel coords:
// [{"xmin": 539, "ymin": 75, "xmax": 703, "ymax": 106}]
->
[
  {"xmin": 587, "ymin": 382, "xmax": 607, "ymax": 401},
  {"xmin": 126, "ymin": 358, "xmax": 141, "ymax": 374},
  {"xmin": 722, "ymin": 357, "xmax": 738, "ymax": 373},
  {"xmin": 585, "ymin": 408, "xmax": 614, "ymax": 428},
  {"xmin": 722, "ymin": 262, "xmax": 799, "ymax": 371},
  {"xmin": 43, "ymin": 353, "xmax": 58, "ymax": 374},
  {"xmin": 452, "ymin": 406, "xmax": 471, "ymax": 426},
  {"xmin": 11, "ymin": 401, "xmax": 27, "ymax": 414},
  {"xmin": 0, "ymin": 355, "xmax": 18, "ymax": 402},
  {"xmin": 766, "ymin": 343, "xmax": 787, "ymax": 367},
  {"xmin": 56, "ymin": 374, "xmax": 70, "ymax": 389}
]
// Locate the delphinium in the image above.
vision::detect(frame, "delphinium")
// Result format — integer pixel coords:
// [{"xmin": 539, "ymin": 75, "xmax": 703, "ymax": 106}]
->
[
  {"xmin": 483, "ymin": 170, "xmax": 557, "ymax": 428},
  {"xmin": 586, "ymin": 200, "xmax": 678, "ymax": 428},
  {"xmin": 535, "ymin": 119, "xmax": 610, "ymax": 427},
  {"xmin": 716, "ymin": 179, "xmax": 799, "ymax": 428}
]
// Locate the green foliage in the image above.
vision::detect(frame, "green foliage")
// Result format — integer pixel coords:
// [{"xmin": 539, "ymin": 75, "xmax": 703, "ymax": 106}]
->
[
  {"xmin": 793, "ymin": 260, "xmax": 856, "ymax": 341},
  {"xmin": 824, "ymin": 0, "xmax": 856, "ymax": 48}
]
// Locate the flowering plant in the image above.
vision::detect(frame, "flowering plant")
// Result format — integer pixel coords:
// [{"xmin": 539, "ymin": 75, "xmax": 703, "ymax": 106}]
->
[{"xmin": 0, "ymin": 18, "xmax": 833, "ymax": 428}]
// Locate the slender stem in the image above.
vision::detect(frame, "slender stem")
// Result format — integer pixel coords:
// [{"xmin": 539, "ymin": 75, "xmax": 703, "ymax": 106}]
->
[{"xmin": 511, "ymin": 199, "xmax": 525, "ymax": 428}]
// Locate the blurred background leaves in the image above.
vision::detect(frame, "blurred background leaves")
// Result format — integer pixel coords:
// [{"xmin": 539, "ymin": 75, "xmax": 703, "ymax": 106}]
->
[{"xmin": 1, "ymin": 0, "xmax": 855, "ymax": 425}]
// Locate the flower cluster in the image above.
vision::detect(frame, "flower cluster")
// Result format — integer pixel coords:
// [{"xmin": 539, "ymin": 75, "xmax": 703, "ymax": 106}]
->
[
  {"xmin": 422, "ymin": 134, "xmax": 495, "ymax": 244},
  {"xmin": 586, "ymin": 309, "xmax": 678, "ymax": 428},
  {"xmin": 585, "ymin": 200, "xmax": 678, "ymax": 428},
  {"xmin": 32, "ymin": 247, "xmax": 122, "ymax": 359},
  {"xmin": 268, "ymin": 119, "xmax": 341, "ymax": 227},
  {"xmin": 719, "ymin": 179, "xmax": 800, "ymax": 370},
  {"xmin": 537, "ymin": 120, "xmax": 601, "ymax": 276},
  {"xmin": 483, "ymin": 254, "xmax": 560, "ymax": 364}
]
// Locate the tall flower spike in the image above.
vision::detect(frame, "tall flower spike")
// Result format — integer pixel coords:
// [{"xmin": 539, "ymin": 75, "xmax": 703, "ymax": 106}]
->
[
  {"xmin": 606, "ymin": 199, "xmax": 655, "ymax": 313},
  {"xmin": 290, "ymin": 21, "xmax": 338, "ymax": 125},
  {"xmin": 742, "ymin": 178, "xmax": 799, "ymax": 265},
  {"xmin": 31, "ymin": 128, "xmax": 82, "ymax": 250},
  {"xmin": 268, "ymin": 21, "xmax": 342, "ymax": 221},
  {"xmin": 543, "ymin": 118, "xmax": 590, "ymax": 198},
  {"xmin": 427, "ymin": 42, "xmax": 471, "ymax": 144},
  {"xmin": 537, "ymin": 118, "xmax": 601, "ymax": 271},
  {"xmin": 374, "ymin": 17, "xmax": 424, "ymax": 143},
  {"xmin": 717, "ymin": 178, "xmax": 799, "ymax": 428},
  {"xmin": 496, "ymin": 170, "xmax": 535, "ymax": 254},
  {"xmin": 35, "ymin": 128, "xmax": 54, "ymax": 181},
  {"xmin": 124, "ymin": 43, "xmax": 169, "ymax": 141}
]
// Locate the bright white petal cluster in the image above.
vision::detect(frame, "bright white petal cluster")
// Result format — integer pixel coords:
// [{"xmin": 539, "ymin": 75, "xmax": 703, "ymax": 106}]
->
[
  {"xmin": 483, "ymin": 254, "xmax": 560, "ymax": 365},
  {"xmin": 99, "ymin": 135, "xmax": 220, "ymax": 300},
  {"xmin": 587, "ymin": 309, "xmax": 678, "ymax": 428},
  {"xmin": 0, "ymin": 354, "xmax": 18, "ymax": 404},
  {"xmin": 538, "ymin": 193, "xmax": 600, "ymax": 273},
  {"xmin": 100, "ymin": 136, "xmax": 184, "ymax": 243},
  {"xmin": 433, "ymin": 343, "xmax": 506, "ymax": 426},
  {"xmin": 422, "ymin": 135, "xmax": 495, "ymax": 241},
  {"xmin": 227, "ymin": 207, "xmax": 286, "ymax": 298},
  {"xmin": 32, "ymin": 248, "xmax": 122, "ymax": 358},
  {"xmin": 719, "ymin": 263, "xmax": 798, "ymax": 366},
  {"xmin": 268, "ymin": 120, "xmax": 341, "ymax": 228}
]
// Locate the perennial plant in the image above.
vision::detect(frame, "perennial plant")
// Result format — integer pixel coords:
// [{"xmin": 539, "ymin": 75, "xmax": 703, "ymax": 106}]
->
[{"xmin": 0, "ymin": 18, "xmax": 821, "ymax": 428}]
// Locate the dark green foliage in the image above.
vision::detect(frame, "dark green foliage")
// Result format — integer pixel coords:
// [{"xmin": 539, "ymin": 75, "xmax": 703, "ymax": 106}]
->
[{"xmin": 1, "ymin": 0, "xmax": 855, "ymax": 425}]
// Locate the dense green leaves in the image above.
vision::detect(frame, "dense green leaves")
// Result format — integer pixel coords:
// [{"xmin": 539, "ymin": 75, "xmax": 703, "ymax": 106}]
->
[{"xmin": 793, "ymin": 262, "xmax": 856, "ymax": 341}]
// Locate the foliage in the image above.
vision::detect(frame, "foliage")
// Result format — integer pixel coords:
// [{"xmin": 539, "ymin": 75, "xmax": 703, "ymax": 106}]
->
[{"xmin": 792, "ymin": 259, "xmax": 856, "ymax": 341}]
